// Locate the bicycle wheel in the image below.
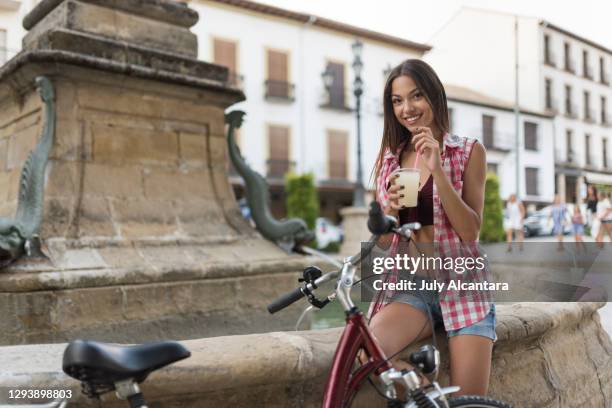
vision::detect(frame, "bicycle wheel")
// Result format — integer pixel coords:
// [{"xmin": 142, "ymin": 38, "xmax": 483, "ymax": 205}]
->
[{"xmin": 447, "ymin": 395, "xmax": 512, "ymax": 407}]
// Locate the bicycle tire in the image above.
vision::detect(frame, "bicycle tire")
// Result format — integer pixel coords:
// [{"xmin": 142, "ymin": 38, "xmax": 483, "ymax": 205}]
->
[{"xmin": 446, "ymin": 395, "xmax": 512, "ymax": 408}]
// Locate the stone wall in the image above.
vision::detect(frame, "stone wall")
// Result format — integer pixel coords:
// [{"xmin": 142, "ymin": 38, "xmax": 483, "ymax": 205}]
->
[{"xmin": 0, "ymin": 302, "xmax": 610, "ymax": 407}]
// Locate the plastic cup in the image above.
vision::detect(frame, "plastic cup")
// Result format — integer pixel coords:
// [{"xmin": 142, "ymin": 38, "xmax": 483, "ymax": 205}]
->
[{"xmin": 392, "ymin": 168, "xmax": 420, "ymax": 208}]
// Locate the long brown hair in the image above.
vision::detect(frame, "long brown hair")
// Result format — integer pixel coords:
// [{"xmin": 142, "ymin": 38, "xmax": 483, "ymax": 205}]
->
[{"xmin": 371, "ymin": 59, "xmax": 450, "ymax": 186}]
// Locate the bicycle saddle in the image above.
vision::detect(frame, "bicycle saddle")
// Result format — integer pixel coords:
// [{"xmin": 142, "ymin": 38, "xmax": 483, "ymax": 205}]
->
[{"xmin": 62, "ymin": 340, "xmax": 191, "ymax": 384}]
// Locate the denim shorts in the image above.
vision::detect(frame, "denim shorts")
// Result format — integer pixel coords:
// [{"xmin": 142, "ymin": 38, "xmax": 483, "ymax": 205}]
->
[{"xmin": 390, "ymin": 276, "xmax": 497, "ymax": 342}]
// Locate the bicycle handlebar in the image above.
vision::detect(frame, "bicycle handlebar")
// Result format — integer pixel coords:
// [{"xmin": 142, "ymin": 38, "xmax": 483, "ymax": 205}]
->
[{"xmin": 267, "ymin": 202, "xmax": 418, "ymax": 315}]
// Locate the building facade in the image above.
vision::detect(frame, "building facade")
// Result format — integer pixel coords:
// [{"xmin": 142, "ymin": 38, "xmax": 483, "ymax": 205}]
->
[{"xmin": 425, "ymin": 7, "xmax": 611, "ymax": 205}]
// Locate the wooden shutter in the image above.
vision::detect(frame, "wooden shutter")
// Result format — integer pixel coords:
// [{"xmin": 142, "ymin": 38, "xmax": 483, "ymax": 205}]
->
[
  {"xmin": 267, "ymin": 50, "xmax": 289, "ymax": 98},
  {"xmin": 603, "ymin": 139, "xmax": 608, "ymax": 168},
  {"xmin": 525, "ymin": 167, "xmax": 539, "ymax": 196},
  {"xmin": 268, "ymin": 125, "xmax": 290, "ymax": 177},
  {"xmin": 585, "ymin": 134, "xmax": 591, "ymax": 165},
  {"xmin": 327, "ymin": 130, "xmax": 348, "ymax": 179},
  {"xmin": 213, "ymin": 38, "xmax": 238, "ymax": 85},
  {"xmin": 482, "ymin": 115, "xmax": 494, "ymax": 148},
  {"xmin": 524, "ymin": 122, "xmax": 538, "ymax": 150},
  {"xmin": 328, "ymin": 62, "xmax": 345, "ymax": 108}
]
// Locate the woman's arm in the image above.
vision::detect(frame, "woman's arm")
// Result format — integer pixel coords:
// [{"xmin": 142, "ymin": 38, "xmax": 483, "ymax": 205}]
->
[{"xmin": 431, "ymin": 142, "xmax": 487, "ymax": 242}]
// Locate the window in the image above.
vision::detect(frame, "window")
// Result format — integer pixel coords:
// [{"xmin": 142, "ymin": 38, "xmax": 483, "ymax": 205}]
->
[
  {"xmin": 266, "ymin": 49, "xmax": 293, "ymax": 100},
  {"xmin": 267, "ymin": 125, "xmax": 291, "ymax": 177},
  {"xmin": 566, "ymin": 130, "xmax": 573, "ymax": 162},
  {"xmin": 583, "ymin": 50, "xmax": 592, "ymax": 79},
  {"xmin": 564, "ymin": 42, "xmax": 574, "ymax": 72},
  {"xmin": 325, "ymin": 61, "xmax": 346, "ymax": 109},
  {"xmin": 585, "ymin": 134, "xmax": 591, "ymax": 165},
  {"xmin": 482, "ymin": 115, "xmax": 495, "ymax": 148},
  {"xmin": 448, "ymin": 108, "xmax": 454, "ymax": 133},
  {"xmin": 565, "ymin": 85, "xmax": 573, "ymax": 116},
  {"xmin": 543, "ymin": 34, "xmax": 553, "ymax": 65},
  {"xmin": 212, "ymin": 37, "xmax": 240, "ymax": 87},
  {"xmin": 487, "ymin": 162, "xmax": 498, "ymax": 175},
  {"xmin": 524, "ymin": 122, "xmax": 538, "ymax": 151},
  {"xmin": 602, "ymin": 96, "xmax": 608, "ymax": 124},
  {"xmin": 584, "ymin": 91, "xmax": 591, "ymax": 120},
  {"xmin": 601, "ymin": 56, "xmax": 609, "ymax": 84},
  {"xmin": 525, "ymin": 167, "xmax": 539, "ymax": 196},
  {"xmin": 603, "ymin": 139, "xmax": 608, "ymax": 168},
  {"xmin": 545, "ymin": 78, "xmax": 552, "ymax": 109},
  {"xmin": 327, "ymin": 130, "xmax": 348, "ymax": 179}
]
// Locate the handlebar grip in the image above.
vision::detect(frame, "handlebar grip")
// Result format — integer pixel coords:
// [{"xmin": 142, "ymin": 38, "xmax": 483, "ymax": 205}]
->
[
  {"xmin": 367, "ymin": 201, "xmax": 394, "ymax": 235},
  {"xmin": 267, "ymin": 287, "xmax": 306, "ymax": 314}
]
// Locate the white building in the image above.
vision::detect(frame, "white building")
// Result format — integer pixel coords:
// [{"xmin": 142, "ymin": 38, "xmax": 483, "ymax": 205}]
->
[
  {"xmin": 189, "ymin": 0, "xmax": 431, "ymax": 219},
  {"xmin": 426, "ymin": 7, "xmax": 612, "ymax": 205},
  {"xmin": 446, "ymin": 84, "xmax": 555, "ymax": 205}
]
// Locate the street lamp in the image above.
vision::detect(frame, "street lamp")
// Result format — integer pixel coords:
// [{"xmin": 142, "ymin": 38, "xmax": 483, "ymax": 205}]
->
[
  {"xmin": 351, "ymin": 39, "xmax": 365, "ymax": 207},
  {"xmin": 321, "ymin": 64, "xmax": 334, "ymax": 105}
]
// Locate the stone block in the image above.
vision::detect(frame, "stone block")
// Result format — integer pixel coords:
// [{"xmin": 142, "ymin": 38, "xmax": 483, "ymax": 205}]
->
[
  {"xmin": 73, "ymin": 196, "xmax": 117, "ymax": 237},
  {"xmin": 0, "ymin": 170, "xmax": 10, "ymax": 204},
  {"xmin": 143, "ymin": 168, "xmax": 213, "ymax": 200},
  {"xmin": 82, "ymin": 163, "xmax": 143, "ymax": 197},
  {"xmin": 174, "ymin": 198, "xmax": 235, "ymax": 238},
  {"xmin": 24, "ymin": 0, "xmax": 198, "ymax": 58},
  {"xmin": 6, "ymin": 124, "xmax": 39, "ymax": 171},
  {"xmin": 112, "ymin": 198, "xmax": 178, "ymax": 238},
  {"xmin": 52, "ymin": 286, "xmax": 124, "ymax": 332},
  {"xmin": 91, "ymin": 123, "xmax": 179, "ymax": 165},
  {"xmin": 52, "ymin": 118, "xmax": 91, "ymax": 161},
  {"xmin": 178, "ymin": 132, "xmax": 207, "ymax": 165},
  {"xmin": 40, "ymin": 197, "xmax": 73, "ymax": 238},
  {"xmin": 45, "ymin": 161, "xmax": 78, "ymax": 198}
]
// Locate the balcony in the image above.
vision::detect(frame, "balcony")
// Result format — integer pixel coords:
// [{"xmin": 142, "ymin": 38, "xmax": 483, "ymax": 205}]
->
[
  {"xmin": 320, "ymin": 88, "xmax": 352, "ymax": 112},
  {"xmin": 564, "ymin": 103, "xmax": 578, "ymax": 119},
  {"xmin": 544, "ymin": 51, "xmax": 556, "ymax": 67},
  {"xmin": 564, "ymin": 58, "xmax": 576, "ymax": 74},
  {"xmin": 264, "ymin": 80, "xmax": 295, "ymax": 102},
  {"xmin": 266, "ymin": 159, "xmax": 296, "ymax": 179}
]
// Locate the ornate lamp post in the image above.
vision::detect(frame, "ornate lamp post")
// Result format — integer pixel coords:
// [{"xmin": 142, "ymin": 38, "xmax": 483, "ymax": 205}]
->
[{"xmin": 351, "ymin": 39, "xmax": 365, "ymax": 207}]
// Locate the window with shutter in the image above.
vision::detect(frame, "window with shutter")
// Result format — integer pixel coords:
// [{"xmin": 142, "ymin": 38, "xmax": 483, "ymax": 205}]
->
[
  {"xmin": 525, "ymin": 167, "xmax": 539, "ymax": 196},
  {"xmin": 267, "ymin": 125, "xmax": 290, "ymax": 177},
  {"xmin": 266, "ymin": 50, "xmax": 290, "ymax": 99},
  {"xmin": 524, "ymin": 122, "xmax": 538, "ymax": 151},
  {"xmin": 327, "ymin": 130, "xmax": 348, "ymax": 179},
  {"xmin": 482, "ymin": 115, "xmax": 495, "ymax": 148},
  {"xmin": 328, "ymin": 62, "xmax": 345, "ymax": 109},
  {"xmin": 213, "ymin": 38, "xmax": 239, "ymax": 86}
]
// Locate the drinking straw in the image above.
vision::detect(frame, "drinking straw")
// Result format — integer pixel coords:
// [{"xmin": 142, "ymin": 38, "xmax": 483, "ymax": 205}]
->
[{"xmin": 413, "ymin": 150, "xmax": 421, "ymax": 169}]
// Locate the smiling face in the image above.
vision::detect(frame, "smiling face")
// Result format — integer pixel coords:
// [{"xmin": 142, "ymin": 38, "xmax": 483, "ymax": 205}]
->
[{"xmin": 391, "ymin": 75, "xmax": 436, "ymax": 133}]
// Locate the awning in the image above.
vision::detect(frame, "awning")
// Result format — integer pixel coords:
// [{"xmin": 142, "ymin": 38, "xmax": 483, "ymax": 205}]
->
[{"xmin": 584, "ymin": 171, "xmax": 612, "ymax": 186}]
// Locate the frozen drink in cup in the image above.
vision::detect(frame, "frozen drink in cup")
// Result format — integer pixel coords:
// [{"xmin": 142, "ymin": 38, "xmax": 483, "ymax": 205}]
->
[{"xmin": 392, "ymin": 168, "xmax": 420, "ymax": 208}]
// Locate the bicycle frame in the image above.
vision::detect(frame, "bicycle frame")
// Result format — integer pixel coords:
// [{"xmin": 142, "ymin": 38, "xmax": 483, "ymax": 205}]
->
[
  {"xmin": 321, "ymin": 243, "xmax": 397, "ymax": 408},
  {"xmin": 323, "ymin": 308, "xmax": 392, "ymax": 408}
]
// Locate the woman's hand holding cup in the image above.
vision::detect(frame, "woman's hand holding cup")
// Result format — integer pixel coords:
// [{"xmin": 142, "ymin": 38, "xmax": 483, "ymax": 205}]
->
[{"xmin": 385, "ymin": 175, "xmax": 404, "ymax": 216}]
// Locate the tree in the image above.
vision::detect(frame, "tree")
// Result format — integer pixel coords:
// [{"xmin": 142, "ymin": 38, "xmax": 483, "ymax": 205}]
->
[
  {"xmin": 285, "ymin": 173, "xmax": 319, "ymax": 230},
  {"xmin": 480, "ymin": 173, "xmax": 505, "ymax": 242}
]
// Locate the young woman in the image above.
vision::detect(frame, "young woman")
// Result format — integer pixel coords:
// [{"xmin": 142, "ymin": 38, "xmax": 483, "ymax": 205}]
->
[
  {"xmin": 504, "ymin": 194, "xmax": 525, "ymax": 252},
  {"xmin": 369, "ymin": 59, "xmax": 495, "ymax": 397}
]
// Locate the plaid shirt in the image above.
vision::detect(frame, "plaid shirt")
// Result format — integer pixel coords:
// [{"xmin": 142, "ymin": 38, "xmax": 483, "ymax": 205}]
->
[{"xmin": 368, "ymin": 133, "xmax": 492, "ymax": 331}]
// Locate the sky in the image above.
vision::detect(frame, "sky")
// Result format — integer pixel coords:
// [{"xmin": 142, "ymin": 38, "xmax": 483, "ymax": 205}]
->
[{"xmin": 253, "ymin": 0, "xmax": 612, "ymax": 50}]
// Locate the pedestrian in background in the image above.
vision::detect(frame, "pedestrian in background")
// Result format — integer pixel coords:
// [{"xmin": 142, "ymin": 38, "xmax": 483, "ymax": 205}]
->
[
  {"xmin": 505, "ymin": 193, "xmax": 525, "ymax": 252},
  {"xmin": 550, "ymin": 194, "xmax": 566, "ymax": 251},
  {"xmin": 596, "ymin": 192, "xmax": 612, "ymax": 247},
  {"xmin": 572, "ymin": 205, "xmax": 586, "ymax": 251},
  {"xmin": 586, "ymin": 185, "xmax": 598, "ymax": 235}
]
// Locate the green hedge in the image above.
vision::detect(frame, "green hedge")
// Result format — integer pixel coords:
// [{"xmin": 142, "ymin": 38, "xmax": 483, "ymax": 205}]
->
[
  {"xmin": 480, "ymin": 173, "xmax": 505, "ymax": 243},
  {"xmin": 285, "ymin": 172, "xmax": 319, "ymax": 230}
]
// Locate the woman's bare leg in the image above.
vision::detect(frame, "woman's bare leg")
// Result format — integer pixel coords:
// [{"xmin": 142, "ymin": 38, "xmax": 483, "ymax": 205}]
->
[
  {"xmin": 517, "ymin": 229, "xmax": 524, "ymax": 251},
  {"xmin": 368, "ymin": 303, "xmax": 433, "ymax": 366},
  {"xmin": 448, "ymin": 335, "xmax": 493, "ymax": 396},
  {"xmin": 505, "ymin": 229, "xmax": 513, "ymax": 251}
]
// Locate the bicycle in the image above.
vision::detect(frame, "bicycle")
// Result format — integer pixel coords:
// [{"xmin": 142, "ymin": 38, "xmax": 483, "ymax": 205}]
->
[
  {"xmin": 1, "ymin": 340, "xmax": 191, "ymax": 408},
  {"xmin": 268, "ymin": 201, "xmax": 512, "ymax": 408}
]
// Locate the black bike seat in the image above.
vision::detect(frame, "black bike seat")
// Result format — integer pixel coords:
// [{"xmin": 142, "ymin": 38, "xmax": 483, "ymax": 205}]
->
[{"xmin": 62, "ymin": 340, "xmax": 191, "ymax": 384}]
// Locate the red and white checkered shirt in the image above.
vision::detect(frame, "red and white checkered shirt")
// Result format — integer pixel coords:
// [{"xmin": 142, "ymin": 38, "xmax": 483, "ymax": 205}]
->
[{"xmin": 368, "ymin": 133, "xmax": 492, "ymax": 331}]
